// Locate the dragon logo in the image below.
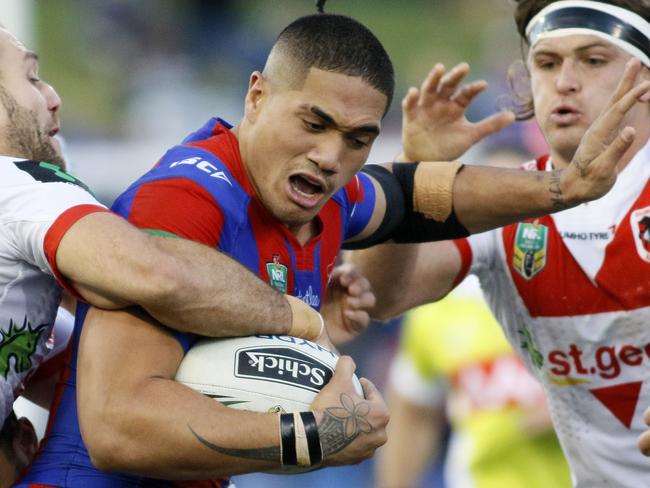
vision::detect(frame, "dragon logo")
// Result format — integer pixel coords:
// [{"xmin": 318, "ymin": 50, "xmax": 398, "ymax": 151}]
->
[
  {"xmin": 631, "ymin": 207, "xmax": 650, "ymax": 263},
  {"xmin": 0, "ymin": 318, "xmax": 47, "ymax": 379}
]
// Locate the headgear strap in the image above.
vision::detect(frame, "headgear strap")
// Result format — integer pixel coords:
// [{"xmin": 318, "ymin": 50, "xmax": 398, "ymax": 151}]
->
[{"xmin": 526, "ymin": 1, "xmax": 650, "ymax": 67}]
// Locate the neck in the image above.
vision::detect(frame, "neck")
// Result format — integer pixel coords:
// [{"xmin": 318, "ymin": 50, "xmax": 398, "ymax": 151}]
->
[
  {"xmin": 288, "ymin": 219, "xmax": 319, "ymax": 246},
  {"xmin": 551, "ymin": 129, "xmax": 650, "ymax": 172}
]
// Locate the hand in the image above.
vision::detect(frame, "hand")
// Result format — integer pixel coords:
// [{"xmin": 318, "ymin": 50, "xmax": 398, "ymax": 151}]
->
[
  {"xmin": 310, "ymin": 356, "xmax": 389, "ymax": 466},
  {"xmin": 639, "ymin": 406, "xmax": 650, "ymax": 456},
  {"xmin": 400, "ymin": 63, "xmax": 515, "ymax": 162},
  {"xmin": 560, "ymin": 58, "xmax": 650, "ymax": 207},
  {"xmin": 320, "ymin": 264, "xmax": 376, "ymax": 346}
]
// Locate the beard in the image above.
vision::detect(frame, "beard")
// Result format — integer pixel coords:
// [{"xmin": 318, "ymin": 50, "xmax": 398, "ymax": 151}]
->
[{"xmin": 0, "ymin": 86, "xmax": 65, "ymax": 169}]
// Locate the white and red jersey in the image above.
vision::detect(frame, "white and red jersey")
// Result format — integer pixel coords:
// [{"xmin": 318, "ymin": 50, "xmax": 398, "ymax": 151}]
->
[
  {"xmin": 454, "ymin": 140, "xmax": 650, "ymax": 487},
  {"xmin": 0, "ymin": 155, "xmax": 106, "ymax": 423}
]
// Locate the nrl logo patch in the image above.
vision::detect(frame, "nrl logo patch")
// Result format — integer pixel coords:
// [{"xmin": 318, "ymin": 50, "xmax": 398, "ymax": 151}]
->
[
  {"xmin": 512, "ymin": 222, "xmax": 548, "ymax": 279},
  {"xmin": 266, "ymin": 254, "xmax": 288, "ymax": 293},
  {"xmin": 235, "ymin": 346, "xmax": 333, "ymax": 393},
  {"xmin": 630, "ymin": 207, "xmax": 650, "ymax": 263}
]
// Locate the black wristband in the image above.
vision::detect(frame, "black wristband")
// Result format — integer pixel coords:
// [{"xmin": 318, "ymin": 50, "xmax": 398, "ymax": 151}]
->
[
  {"xmin": 300, "ymin": 411, "xmax": 322, "ymax": 465},
  {"xmin": 280, "ymin": 413, "xmax": 297, "ymax": 466}
]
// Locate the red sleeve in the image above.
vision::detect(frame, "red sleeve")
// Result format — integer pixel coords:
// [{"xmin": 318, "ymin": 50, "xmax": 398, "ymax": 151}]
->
[
  {"xmin": 128, "ymin": 178, "xmax": 225, "ymax": 247},
  {"xmin": 44, "ymin": 204, "xmax": 111, "ymax": 299},
  {"xmin": 452, "ymin": 238, "xmax": 473, "ymax": 287}
]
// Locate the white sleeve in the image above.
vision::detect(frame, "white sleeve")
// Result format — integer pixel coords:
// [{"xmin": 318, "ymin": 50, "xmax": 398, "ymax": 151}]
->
[
  {"xmin": 466, "ymin": 228, "xmax": 499, "ymax": 278},
  {"xmin": 0, "ymin": 162, "xmax": 106, "ymax": 275},
  {"xmin": 388, "ymin": 352, "xmax": 446, "ymax": 408}
]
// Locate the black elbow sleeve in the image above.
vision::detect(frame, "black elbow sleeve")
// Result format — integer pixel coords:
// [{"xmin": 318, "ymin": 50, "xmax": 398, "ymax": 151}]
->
[
  {"xmin": 391, "ymin": 162, "xmax": 469, "ymax": 243},
  {"xmin": 345, "ymin": 163, "xmax": 469, "ymax": 249}
]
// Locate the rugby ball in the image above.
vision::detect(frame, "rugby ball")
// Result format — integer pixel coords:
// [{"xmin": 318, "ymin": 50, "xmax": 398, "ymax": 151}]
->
[{"xmin": 175, "ymin": 334, "xmax": 363, "ymax": 414}]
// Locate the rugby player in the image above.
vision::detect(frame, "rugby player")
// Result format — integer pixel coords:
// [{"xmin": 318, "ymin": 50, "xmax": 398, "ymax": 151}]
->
[
  {"xmin": 19, "ymin": 8, "xmax": 650, "ymax": 487},
  {"xmin": 0, "ymin": 22, "xmax": 375, "ymax": 485},
  {"xmin": 350, "ymin": 1, "xmax": 650, "ymax": 486}
]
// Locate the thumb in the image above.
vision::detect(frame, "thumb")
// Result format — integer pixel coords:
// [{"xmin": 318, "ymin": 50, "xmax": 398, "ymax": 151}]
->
[
  {"xmin": 473, "ymin": 111, "xmax": 515, "ymax": 141},
  {"xmin": 321, "ymin": 355, "xmax": 356, "ymax": 394}
]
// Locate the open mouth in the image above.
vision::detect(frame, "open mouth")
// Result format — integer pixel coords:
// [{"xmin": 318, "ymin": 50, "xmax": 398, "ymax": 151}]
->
[
  {"xmin": 287, "ymin": 174, "xmax": 326, "ymax": 209},
  {"xmin": 290, "ymin": 174, "xmax": 323, "ymax": 195}
]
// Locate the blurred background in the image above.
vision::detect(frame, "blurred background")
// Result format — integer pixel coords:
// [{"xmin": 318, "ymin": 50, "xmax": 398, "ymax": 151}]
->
[{"xmin": 5, "ymin": 0, "xmax": 550, "ymax": 486}]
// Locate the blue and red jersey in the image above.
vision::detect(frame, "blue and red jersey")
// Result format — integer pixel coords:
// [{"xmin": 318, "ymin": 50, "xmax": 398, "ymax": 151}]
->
[{"xmin": 19, "ymin": 117, "xmax": 378, "ymax": 487}]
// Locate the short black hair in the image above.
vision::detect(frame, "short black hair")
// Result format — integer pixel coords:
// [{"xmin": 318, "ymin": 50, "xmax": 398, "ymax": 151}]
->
[{"xmin": 274, "ymin": 14, "xmax": 395, "ymax": 115}]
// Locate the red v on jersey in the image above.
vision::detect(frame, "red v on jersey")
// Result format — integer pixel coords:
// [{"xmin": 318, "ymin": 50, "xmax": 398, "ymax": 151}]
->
[{"xmin": 590, "ymin": 381, "xmax": 643, "ymax": 429}]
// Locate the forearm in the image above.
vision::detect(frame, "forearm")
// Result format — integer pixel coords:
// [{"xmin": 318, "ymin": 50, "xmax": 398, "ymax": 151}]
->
[
  {"xmin": 137, "ymin": 235, "xmax": 293, "ymax": 336},
  {"xmin": 57, "ymin": 213, "xmax": 318, "ymax": 338},
  {"xmin": 79, "ymin": 308, "xmax": 380, "ymax": 478},
  {"xmin": 86, "ymin": 379, "xmax": 281, "ymax": 478},
  {"xmin": 453, "ymin": 165, "xmax": 570, "ymax": 233},
  {"xmin": 78, "ymin": 307, "xmax": 282, "ymax": 478},
  {"xmin": 345, "ymin": 240, "xmax": 461, "ymax": 319},
  {"xmin": 344, "ymin": 244, "xmax": 420, "ymax": 320}
]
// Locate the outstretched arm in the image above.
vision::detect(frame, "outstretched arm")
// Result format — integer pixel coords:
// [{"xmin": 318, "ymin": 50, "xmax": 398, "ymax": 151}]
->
[
  {"xmin": 77, "ymin": 307, "xmax": 388, "ymax": 479},
  {"xmin": 55, "ymin": 213, "xmax": 323, "ymax": 340},
  {"xmin": 346, "ymin": 58, "xmax": 650, "ymax": 248}
]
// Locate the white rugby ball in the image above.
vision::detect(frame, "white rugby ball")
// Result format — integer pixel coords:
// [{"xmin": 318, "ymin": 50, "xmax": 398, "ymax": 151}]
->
[{"xmin": 175, "ymin": 334, "xmax": 363, "ymax": 414}]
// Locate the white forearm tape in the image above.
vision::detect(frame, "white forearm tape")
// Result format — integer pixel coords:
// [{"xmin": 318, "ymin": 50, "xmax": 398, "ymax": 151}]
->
[{"xmin": 286, "ymin": 295, "xmax": 325, "ymax": 340}]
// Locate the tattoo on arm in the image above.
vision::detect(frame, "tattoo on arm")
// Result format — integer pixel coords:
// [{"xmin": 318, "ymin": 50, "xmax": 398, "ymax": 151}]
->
[
  {"xmin": 318, "ymin": 393, "xmax": 373, "ymax": 457},
  {"xmin": 549, "ymin": 172, "xmax": 566, "ymax": 210},
  {"xmin": 188, "ymin": 425, "xmax": 280, "ymax": 462}
]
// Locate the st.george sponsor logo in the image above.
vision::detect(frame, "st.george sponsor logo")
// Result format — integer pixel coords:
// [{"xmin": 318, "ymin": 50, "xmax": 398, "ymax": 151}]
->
[
  {"xmin": 547, "ymin": 342, "xmax": 650, "ymax": 383},
  {"xmin": 235, "ymin": 346, "xmax": 333, "ymax": 393}
]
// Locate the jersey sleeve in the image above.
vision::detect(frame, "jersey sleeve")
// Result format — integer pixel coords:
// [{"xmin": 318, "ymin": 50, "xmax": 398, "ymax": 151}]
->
[
  {"xmin": 0, "ymin": 162, "xmax": 107, "ymax": 288},
  {"xmin": 112, "ymin": 146, "xmax": 234, "ymax": 247},
  {"xmin": 454, "ymin": 229, "xmax": 499, "ymax": 283},
  {"xmin": 341, "ymin": 171, "xmax": 377, "ymax": 241}
]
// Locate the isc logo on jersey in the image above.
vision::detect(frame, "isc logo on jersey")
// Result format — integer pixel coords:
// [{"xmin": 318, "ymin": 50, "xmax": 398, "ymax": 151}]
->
[
  {"xmin": 169, "ymin": 157, "xmax": 232, "ymax": 186},
  {"xmin": 236, "ymin": 346, "xmax": 332, "ymax": 393}
]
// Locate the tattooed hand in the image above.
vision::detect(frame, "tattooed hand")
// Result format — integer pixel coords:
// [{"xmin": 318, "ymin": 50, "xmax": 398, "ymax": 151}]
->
[{"xmin": 310, "ymin": 356, "xmax": 389, "ymax": 466}]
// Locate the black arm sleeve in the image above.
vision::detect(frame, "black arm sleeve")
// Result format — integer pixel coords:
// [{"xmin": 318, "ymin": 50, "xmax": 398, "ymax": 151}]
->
[{"xmin": 342, "ymin": 163, "xmax": 469, "ymax": 250}]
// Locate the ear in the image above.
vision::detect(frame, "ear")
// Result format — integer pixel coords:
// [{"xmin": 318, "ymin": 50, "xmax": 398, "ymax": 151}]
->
[
  {"xmin": 11, "ymin": 417, "xmax": 37, "ymax": 470},
  {"xmin": 244, "ymin": 71, "xmax": 268, "ymax": 123}
]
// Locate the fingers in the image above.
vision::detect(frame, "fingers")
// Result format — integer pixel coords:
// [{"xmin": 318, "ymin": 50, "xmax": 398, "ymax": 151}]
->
[
  {"xmin": 591, "ymin": 59, "xmax": 650, "ymax": 142},
  {"xmin": 343, "ymin": 309, "xmax": 370, "ymax": 335},
  {"xmin": 608, "ymin": 58, "xmax": 643, "ymax": 106},
  {"xmin": 436, "ymin": 63, "xmax": 470, "ymax": 100},
  {"xmin": 360, "ymin": 377, "xmax": 381, "ymax": 403},
  {"xmin": 599, "ymin": 126, "xmax": 636, "ymax": 169},
  {"xmin": 472, "ymin": 111, "xmax": 516, "ymax": 140},
  {"xmin": 450, "ymin": 80, "xmax": 487, "ymax": 107},
  {"xmin": 639, "ymin": 407, "xmax": 650, "ymax": 456},
  {"xmin": 419, "ymin": 63, "xmax": 446, "ymax": 106},
  {"xmin": 331, "ymin": 355, "xmax": 356, "ymax": 384},
  {"xmin": 401, "ymin": 86, "xmax": 419, "ymax": 118}
]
